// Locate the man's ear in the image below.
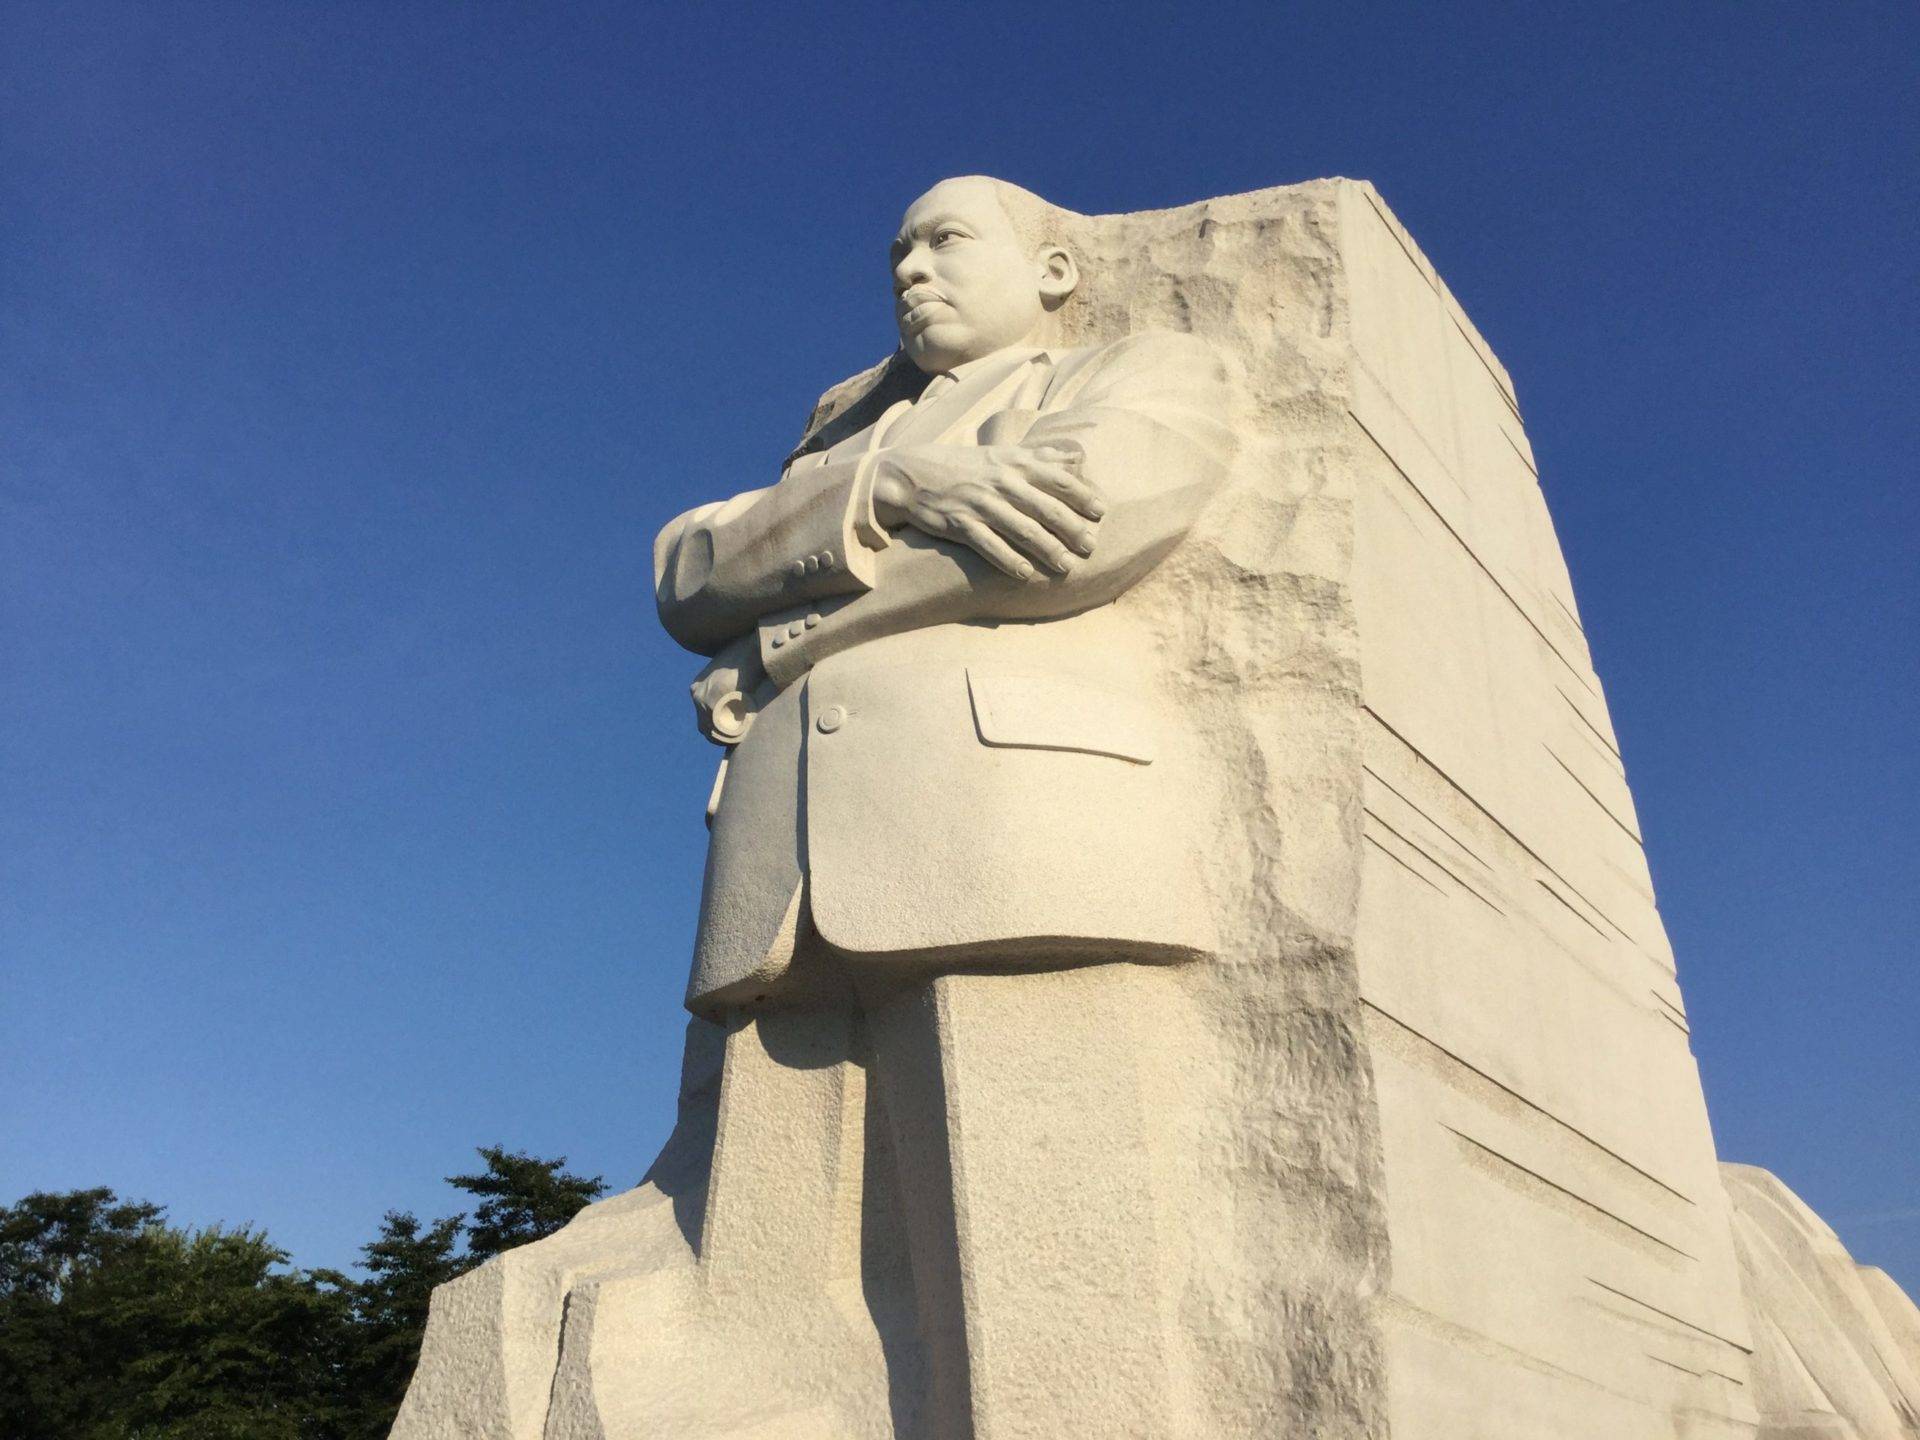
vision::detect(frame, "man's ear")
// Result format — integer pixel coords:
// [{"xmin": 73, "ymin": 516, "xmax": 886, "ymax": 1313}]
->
[{"xmin": 1036, "ymin": 245, "xmax": 1078, "ymax": 311}]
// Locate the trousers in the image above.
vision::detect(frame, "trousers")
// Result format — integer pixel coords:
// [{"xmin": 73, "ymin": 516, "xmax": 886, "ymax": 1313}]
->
[{"xmin": 695, "ymin": 929, "xmax": 1196, "ymax": 1440}]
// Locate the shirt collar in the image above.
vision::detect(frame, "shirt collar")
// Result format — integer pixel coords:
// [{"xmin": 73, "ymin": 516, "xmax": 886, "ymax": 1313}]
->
[{"xmin": 941, "ymin": 343, "xmax": 1048, "ymax": 386}]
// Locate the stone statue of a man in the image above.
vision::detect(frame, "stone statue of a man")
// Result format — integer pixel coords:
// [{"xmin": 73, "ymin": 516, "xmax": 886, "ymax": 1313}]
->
[
  {"xmin": 647, "ymin": 175, "xmax": 1236, "ymax": 1434},
  {"xmin": 393, "ymin": 175, "xmax": 1238, "ymax": 1440},
  {"xmin": 657, "ymin": 175, "xmax": 1233, "ymax": 1006}
]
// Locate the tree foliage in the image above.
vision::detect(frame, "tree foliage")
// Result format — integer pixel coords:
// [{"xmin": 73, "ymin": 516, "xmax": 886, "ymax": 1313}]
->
[
  {"xmin": 0, "ymin": 1149, "xmax": 608, "ymax": 1440},
  {"xmin": 327, "ymin": 1209, "xmax": 467, "ymax": 1429},
  {"xmin": 447, "ymin": 1145, "xmax": 606, "ymax": 1264}
]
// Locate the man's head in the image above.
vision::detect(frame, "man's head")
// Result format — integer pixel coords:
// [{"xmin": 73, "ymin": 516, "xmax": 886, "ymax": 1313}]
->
[{"xmin": 891, "ymin": 176, "xmax": 1079, "ymax": 375}]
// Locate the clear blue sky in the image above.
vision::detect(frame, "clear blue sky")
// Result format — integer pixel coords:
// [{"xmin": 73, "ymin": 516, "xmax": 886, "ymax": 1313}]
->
[{"xmin": 3, "ymin": 2, "xmax": 1914, "ymax": 1295}]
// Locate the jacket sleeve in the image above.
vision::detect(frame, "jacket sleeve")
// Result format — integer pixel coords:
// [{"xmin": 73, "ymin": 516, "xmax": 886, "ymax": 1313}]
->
[
  {"xmin": 652, "ymin": 450, "xmax": 894, "ymax": 656},
  {"xmin": 755, "ymin": 331, "xmax": 1237, "ymax": 686}
]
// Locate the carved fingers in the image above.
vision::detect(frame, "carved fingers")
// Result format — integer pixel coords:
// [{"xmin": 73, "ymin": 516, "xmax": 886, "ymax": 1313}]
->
[
  {"xmin": 1017, "ymin": 442, "xmax": 1105, "ymax": 522},
  {"xmin": 942, "ymin": 511, "xmax": 1038, "ymax": 579},
  {"xmin": 998, "ymin": 444, "xmax": 1102, "ymax": 560},
  {"xmin": 877, "ymin": 443, "xmax": 1107, "ymax": 582}
]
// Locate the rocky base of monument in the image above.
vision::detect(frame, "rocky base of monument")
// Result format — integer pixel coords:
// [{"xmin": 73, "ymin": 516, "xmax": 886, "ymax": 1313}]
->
[{"xmin": 395, "ymin": 1130, "xmax": 1920, "ymax": 1440}]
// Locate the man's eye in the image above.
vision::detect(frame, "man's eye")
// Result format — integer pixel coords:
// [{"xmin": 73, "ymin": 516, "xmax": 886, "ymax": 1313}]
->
[{"xmin": 933, "ymin": 229, "xmax": 965, "ymax": 246}]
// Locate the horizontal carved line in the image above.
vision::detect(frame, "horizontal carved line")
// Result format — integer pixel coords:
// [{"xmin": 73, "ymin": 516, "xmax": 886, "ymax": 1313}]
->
[
  {"xmin": 1547, "ymin": 587, "xmax": 1587, "ymax": 638},
  {"xmin": 1363, "ymin": 761, "xmax": 1495, "ymax": 872},
  {"xmin": 1654, "ymin": 1008, "xmax": 1691, "ymax": 1038},
  {"xmin": 1539, "ymin": 878, "xmax": 1612, "ymax": 942},
  {"xmin": 1363, "ymin": 706, "xmax": 1659, "ymax": 959},
  {"xmin": 1362, "ymin": 186, "xmax": 1441, "ymax": 297},
  {"xmin": 1646, "ymin": 1352, "xmax": 1703, "ymax": 1377},
  {"xmin": 1501, "ymin": 422, "xmax": 1541, "ymax": 480},
  {"xmin": 1365, "ymin": 1001, "xmax": 1698, "ymax": 1208},
  {"xmin": 1365, "ymin": 806, "xmax": 1506, "ymax": 914},
  {"xmin": 1587, "ymin": 1278, "xmax": 1752, "ymax": 1357},
  {"xmin": 1559, "ymin": 683, "xmax": 1620, "ymax": 768},
  {"xmin": 1448, "ymin": 1126, "xmax": 1697, "ymax": 1262},
  {"xmin": 1450, "ymin": 310, "xmax": 1525, "ymax": 422},
  {"xmin": 1546, "ymin": 744, "xmax": 1644, "ymax": 847},
  {"xmin": 1363, "ymin": 832, "xmax": 1445, "ymax": 895},
  {"xmin": 1376, "ymin": 1292, "xmax": 1652, "ymax": 1405},
  {"xmin": 1357, "ymin": 183, "xmax": 1520, "ymax": 418},
  {"xmin": 1351, "ymin": 409, "xmax": 1599, "ymax": 699}
]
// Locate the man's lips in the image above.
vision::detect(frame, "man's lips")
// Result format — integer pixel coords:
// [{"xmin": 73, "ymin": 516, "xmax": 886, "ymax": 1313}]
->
[{"xmin": 897, "ymin": 292, "xmax": 949, "ymax": 329}]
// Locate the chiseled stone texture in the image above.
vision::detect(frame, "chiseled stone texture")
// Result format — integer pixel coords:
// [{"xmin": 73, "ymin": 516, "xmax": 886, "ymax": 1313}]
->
[
  {"xmin": 392, "ymin": 179, "xmax": 1920, "ymax": 1438},
  {"xmin": 774, "ymin": 177, "xmax": 1398, "ymax": 1439}
]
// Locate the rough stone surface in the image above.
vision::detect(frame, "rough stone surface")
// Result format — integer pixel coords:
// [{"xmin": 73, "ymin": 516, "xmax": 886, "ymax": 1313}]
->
[{"xmin": 391, "ymin": 179, "xmax": 1919, "ymax": 1439}]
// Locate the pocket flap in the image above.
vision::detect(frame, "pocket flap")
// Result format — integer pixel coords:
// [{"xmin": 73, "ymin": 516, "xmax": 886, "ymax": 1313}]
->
[{"xmin": 966, "ymin": 669, "xmax": 1157, "ymax": 765}]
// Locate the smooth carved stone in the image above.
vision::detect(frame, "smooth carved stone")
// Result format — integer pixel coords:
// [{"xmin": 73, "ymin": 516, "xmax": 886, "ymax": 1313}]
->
[
  {"xmin": 391, "ymin": 177, "xmax": 1919, "ymax": 1440},
  {"xmin": 1725, "ymin": 1164, "xmax": 1920, "ymax": 1440}
]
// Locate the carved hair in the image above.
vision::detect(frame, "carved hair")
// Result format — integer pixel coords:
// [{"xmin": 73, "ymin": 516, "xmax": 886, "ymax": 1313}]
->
[{"xmin": 955, "ymin": 175, "xmax": 1079, "ymax": 263}]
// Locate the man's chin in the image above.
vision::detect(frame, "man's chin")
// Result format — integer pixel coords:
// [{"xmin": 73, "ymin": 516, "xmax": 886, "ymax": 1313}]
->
[{"xmin": 902, "ymin": 324, "xmax": 975, "ymax": 374}]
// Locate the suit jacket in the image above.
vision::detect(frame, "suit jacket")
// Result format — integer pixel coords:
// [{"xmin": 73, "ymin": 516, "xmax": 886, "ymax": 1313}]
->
[{"xmin": 654, "ymin": 330, "xmax": 1236, "ymax": 1014}]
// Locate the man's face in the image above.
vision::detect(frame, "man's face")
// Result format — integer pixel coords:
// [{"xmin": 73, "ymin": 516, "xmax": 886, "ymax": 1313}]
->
[{"xmin": 891, "ymin": 179, "xmax": 1045, "ymax": 374}]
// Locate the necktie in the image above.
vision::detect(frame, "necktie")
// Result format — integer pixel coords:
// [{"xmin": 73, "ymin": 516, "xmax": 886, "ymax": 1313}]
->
[{"xmin": 878, "ymin": 372, "xmax": 956, "ymax": 447}]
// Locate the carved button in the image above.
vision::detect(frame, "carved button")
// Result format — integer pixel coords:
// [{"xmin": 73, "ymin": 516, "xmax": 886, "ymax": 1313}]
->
[
  {"xmin": 770, "ymin": 633, "xmax": 785, "ymax": 648},
  {"xmin": 803, "ymin": 613, "xmax": 819, "ymax": 629},
  {"xmin": 789, "ymin": 559, "xmax": 807, "ymax": 581},
  {"xmin": 787, "ymin": 620, "xmax": 805, "ymax": 638},
  {"xmin": 816, "ymin": 705, "xmax": 845, "ymax": 734},
  {"xmin": 820, "ymin": 549, "xmax": 834, "ymax": 568},
  {"xmin": 804, "ymin": 553, "xmax": 821, "ymax": 574}
]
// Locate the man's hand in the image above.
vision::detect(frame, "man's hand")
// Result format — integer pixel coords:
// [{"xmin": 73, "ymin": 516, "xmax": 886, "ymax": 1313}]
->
[
  {"xmin": 870, "ymin": 442, "xmax": 1105, "ymax": 580},
  {"xmin": 691, "ymin": 633, "xmax": 770, "ymax": 745}
]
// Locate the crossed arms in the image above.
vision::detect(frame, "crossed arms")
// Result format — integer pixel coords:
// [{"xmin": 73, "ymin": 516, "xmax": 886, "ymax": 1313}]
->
[{"xmin": 652, "ymin": 331, "xmax": 1235, "ymax": 736}]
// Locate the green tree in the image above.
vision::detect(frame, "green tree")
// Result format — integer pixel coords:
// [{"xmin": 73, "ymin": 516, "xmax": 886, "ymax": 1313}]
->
[
  {"xmin": 446, "ymin": 1146, "xmax": 606, "ymax": 1264},
  {"xmin": 0, "ymin": 1148, "xmax": 609, "ymax": 1440},
  {"xmin": 0, "ymin": 1188, "xmax": 353, "ymax": 1440},
  {"xmin": 0, "ymin": 1187, "xmax": 167, "ymax": 1437},
  {"xmin": 326, "ymin": 1210, "xmax": 465, "ymax": 1437},
  {"xmin": 0, "ymin": 1186, "xmax": 165, "ymax": 1300}
]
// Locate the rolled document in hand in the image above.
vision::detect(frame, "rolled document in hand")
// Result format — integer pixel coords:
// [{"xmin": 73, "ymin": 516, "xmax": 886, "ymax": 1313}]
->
[{"xmin": 705, "ymin": 690, "xmax": 754, "ymax": 743}]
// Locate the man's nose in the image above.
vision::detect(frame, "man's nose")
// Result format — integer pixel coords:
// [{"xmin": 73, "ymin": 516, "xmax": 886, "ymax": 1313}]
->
[{"xmin": 893, "ymin": 246, "xmax": 932, "ymax": 291}]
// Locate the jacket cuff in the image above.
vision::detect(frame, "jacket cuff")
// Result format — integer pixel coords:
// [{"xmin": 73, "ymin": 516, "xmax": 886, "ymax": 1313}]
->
[
  {"xmin": 768, "ymin": 453, "xmax": 889, "ymax": 599},
  {"xmin": 758, "ymin": 602, "xmax": 824, "ymax": 688}
]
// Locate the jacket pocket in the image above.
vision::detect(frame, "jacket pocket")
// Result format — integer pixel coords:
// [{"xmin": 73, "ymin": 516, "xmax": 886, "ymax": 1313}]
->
[{"xmin": 965, "ymin": 668, "xmax": 1157, "ymax": 765}]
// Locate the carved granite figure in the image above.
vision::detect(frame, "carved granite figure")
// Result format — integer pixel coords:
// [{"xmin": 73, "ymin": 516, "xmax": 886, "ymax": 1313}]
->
[
  {"xmin": 645, "ymin": 174, "xmax": 1236, "ymax": 1434},
  {"xmin": 658, "ymin": 176, "xmax": 1233, "ymax": 1007},
  {"xmin": 392, "ymin": 177, "xmax": 1920, "ymax": 1440}
]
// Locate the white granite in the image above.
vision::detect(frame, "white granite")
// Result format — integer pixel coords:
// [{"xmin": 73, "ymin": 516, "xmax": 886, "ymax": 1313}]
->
[{"xmin": 391, "ymin": 177, "xmax": 1918, "ymax": 1440}]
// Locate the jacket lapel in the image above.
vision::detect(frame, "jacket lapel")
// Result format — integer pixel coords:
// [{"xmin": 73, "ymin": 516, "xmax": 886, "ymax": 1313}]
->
[
  {"xmin": 808, "ymin": 348, "xmax": 1068, "ymax": 465},
  {"xmin": 885, "ymin": 350, "xmax": 1050, "ymax": 448}
]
